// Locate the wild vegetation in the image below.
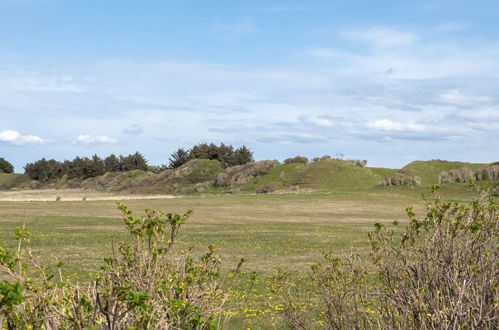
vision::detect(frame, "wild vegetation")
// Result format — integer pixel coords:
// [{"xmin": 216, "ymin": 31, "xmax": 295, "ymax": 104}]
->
[
  {"xmin": 4, "ymin": 157, "xmax": 499, "ymax": 196},
  {"xmin": 0, "ymin": 203, "xmax": 225, "ymax": 329},
  {"xmin": 272, "ymin": 186, "xmax": 498, "ymax": 329},
  {"xmin": 439, "ymin": 164, "xmax": 499, "ymax": 184},
  {"xmin": 24, "ymin": 152, "xmax": 148, "ymax": 182},
  {"xmin": 0, "ymin": 185, "xmax": 497, "ymax": 328},
  {"xmin": 0, "ymin": 158, "xmax": 14, "ymax": 174},
  {"xmin": 168, "ymin": 143, "xmax": 253, "ymax": 169},
  {"xmin": 380, "ymin": 172, "xmax": 421, "ymax": 186}
]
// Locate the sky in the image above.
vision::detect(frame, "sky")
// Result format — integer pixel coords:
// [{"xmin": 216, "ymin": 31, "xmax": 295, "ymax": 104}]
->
[{"xmin": 1, "ymin": 0, "xmax": 498, "ymax": 172}]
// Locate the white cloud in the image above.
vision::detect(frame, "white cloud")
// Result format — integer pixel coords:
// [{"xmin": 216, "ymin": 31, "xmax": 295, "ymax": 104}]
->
[
  {"xmin": 305, "ymin": 116, "xmax": 335, "ymax": 127},
  {"xmin": 73, "ymin": 135, "xmax": 117, "ymax": 145},
  {"xmin": 0, "ymin": 129, "xmax": 46, "ymax": 145},
  {"xmin": 368, "ymin": 119, "xmax": 425, "ymax": 133}
]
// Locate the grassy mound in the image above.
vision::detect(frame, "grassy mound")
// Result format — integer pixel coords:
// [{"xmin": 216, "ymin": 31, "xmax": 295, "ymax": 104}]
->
[
  {"xmin": 247, "ymin": 159, "xmax": 397, "ymax": 192},
  {"xmin": 0, "ymin": 173, "xmax": 34, "ymax": 189}
]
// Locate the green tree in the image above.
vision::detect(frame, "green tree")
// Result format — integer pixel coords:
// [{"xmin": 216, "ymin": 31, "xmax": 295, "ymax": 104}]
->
[
  {"xmin": 104, "ymin": 154, "xmax": 121, "ymax": 172},
  {"xmin": 0, "ymin": 157, "xmax": 14, "ymax": 174},
  {"xmin": 89, "ymin": 154, "xmax": 105, "ymax": 177},
  {"xmin": 121, "ymin": 152, "xmax": 148, "ymax": 171},
  {"xmin": 189, "ymin": 143, "xmax": 210, "ymax": 160},
  {"xmin": 168, "ymin": 148, "xmax": 190, "ymax": 168},
  {"xmin": 24, "ymin": 158, "xmax": 62, "ymax": 182},
  {"xmin": 217, "ymin": 143, "xmax": 235, "ymax": 167},
  {"xmin": 231, "ymin": 146, "xmax": 254, "ymax": 166}
]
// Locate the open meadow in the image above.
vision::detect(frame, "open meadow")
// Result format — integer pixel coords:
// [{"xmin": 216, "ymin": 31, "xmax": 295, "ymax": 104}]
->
[{"xmin": 0, "ymin": 184, "xmax": 485, "ymax": 328}]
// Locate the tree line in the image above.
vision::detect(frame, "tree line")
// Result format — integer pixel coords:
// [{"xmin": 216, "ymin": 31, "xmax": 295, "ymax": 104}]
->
[
  {"xmin": 168, "ymin": 143, "xmax": 253, "ymax": 168},
  {"xmin": 23, "ymin": 152, "xmax": 148, "ymax": 182},
  {"xmin": 4, "ymin": 143, "xmax": 254, "ymax": 182}
]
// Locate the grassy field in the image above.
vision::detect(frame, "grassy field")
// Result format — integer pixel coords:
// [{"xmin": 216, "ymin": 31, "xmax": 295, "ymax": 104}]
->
[{"xmin": 0, "ymin": 184, "xmax": 488, "ymax": 328}]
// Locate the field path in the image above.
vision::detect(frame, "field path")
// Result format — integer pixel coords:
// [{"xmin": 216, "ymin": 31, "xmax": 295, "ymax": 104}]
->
[{"xmin": 0, "ymin": 189, "xmax": 176, "ymax": 201}]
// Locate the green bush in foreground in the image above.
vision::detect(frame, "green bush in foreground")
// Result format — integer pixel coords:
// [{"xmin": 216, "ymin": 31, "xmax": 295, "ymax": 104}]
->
[
  {"xmin": 0, "ymin": 204, "xmax": 225, "ymax": 329},
  {"xmin": 272, "ymin": 186, "xmax": 498, "ymax": 329}
]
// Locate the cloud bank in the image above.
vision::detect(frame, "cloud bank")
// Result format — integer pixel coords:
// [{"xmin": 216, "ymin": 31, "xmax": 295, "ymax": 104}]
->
[{"xmin": 1, "ymin": 24, "xmax": 498, "ymax": 170}]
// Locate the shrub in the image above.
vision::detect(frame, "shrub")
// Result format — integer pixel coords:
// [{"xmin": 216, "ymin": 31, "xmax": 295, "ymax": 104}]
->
[
  {"xmin": 273, "ymin": 186, "xmax": 499, "ymax": 329},
  {"xmin": 349, "ymin": 159, "xmax": 367, "ymax": 167},
  {"xmin": 0, "ymin": 157, "xmax": 14, "ymax": 174},
  {"xmin": 439, "ymin": 165, "xmax": 499, "ymax": 184},
  {"xmin": 256, "ymin": 183, "xmax": 274, "ymax": 194},
  {"xmin": 381, "ymin": 172, "xmax": 421, "ymax": 186},
  {"xmin": 283, "ymin": 156, "xmax": 309, "ymax": 165},
  {"xmin": 0, "ymin": 204, "xmax": 226, "ymax": 329}
]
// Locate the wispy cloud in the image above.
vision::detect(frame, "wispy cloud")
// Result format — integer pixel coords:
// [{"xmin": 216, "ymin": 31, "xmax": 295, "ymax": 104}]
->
[
  {"xmin": 122, "ymin": 124, "xmax": 144, "ymax": 135},
  {"xmin": 339, "ymin": 27, "xmax": 419, "ymax": 48},
  {"xmin": 72, "ymin": 135, "xmax": 117, "ymax": 145},
  {"xmin": 307, "ymin": 26, "xmax": 499, "ymax": 79}
]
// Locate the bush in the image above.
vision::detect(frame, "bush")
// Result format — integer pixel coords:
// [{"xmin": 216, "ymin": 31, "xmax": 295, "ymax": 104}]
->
[
  {"xmin": 0, "ymin": 204, "xmax": 226, "ymax": 329},
  {"xmin": 349, "ymin": 159, "xmax": 367, "ymax": 167},
  {"xmin": 273, "ymin": 186, "xmax": 499, "ymax": 329},
  {"xmin": 283, "ymin": 156, "xmax": 308, "ymax": 165},
  {"xmin": 256, "ymin": 183, "xmax": 274, "ymax": 194},
  {"xmin": 439, "ymin": 165, "xmax": 499, "ymax": 184},
  {"xmin": 0, "ymin": 157, "xmax": 14, "ymax": 174},
  {"xmin": 381, "ymin": 172, "xmax": 421, "ymax": 186}
]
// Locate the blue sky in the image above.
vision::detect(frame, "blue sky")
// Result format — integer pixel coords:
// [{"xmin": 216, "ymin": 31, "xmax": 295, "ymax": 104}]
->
[{"xmin": 1, "ymin": 0, "xmax": 498, "ymax": 171}]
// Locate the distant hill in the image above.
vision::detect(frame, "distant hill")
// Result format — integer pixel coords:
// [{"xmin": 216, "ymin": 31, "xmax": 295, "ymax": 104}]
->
[{"xmin": 2, "ymin": 158, "xmax": 497, "ymax": 195}]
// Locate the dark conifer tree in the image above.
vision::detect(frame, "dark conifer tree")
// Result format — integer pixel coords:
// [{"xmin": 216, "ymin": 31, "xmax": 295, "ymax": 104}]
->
[{"xmin": 0, "ymin": 157, "xmax": 14, "ymax": 174}]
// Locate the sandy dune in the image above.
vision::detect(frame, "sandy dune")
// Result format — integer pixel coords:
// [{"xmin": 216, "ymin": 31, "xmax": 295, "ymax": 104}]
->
[{"xmin": 0, "ymin": 189, "xmax": 176, "ymax": 202}]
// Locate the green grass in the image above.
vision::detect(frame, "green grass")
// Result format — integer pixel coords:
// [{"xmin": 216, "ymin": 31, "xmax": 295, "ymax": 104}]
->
[
  {"xmin": 0, "ymin": 184, "xmax": 487, "ymax": 328},
  {"xmin": 0, "ymin": 173, "xmax": 33, "ymax": 189},
  {"xmin": 247, "ymin": 159, "xmax": 397, "ymax": 192}
]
